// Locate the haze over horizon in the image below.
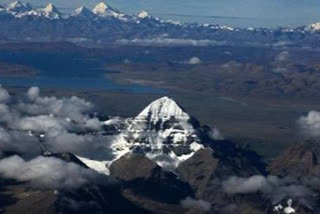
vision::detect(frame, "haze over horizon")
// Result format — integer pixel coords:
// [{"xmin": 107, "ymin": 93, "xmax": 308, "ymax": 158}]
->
[{"xmin": 0, "ymin": 0, "xmax": 320, "ymax": 28}]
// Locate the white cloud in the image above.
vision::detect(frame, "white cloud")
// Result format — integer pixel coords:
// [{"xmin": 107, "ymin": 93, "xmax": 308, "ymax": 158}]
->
[
  {"xmin": 14, "ymin": 115, "xmax": 72, "ymax": 132},
  {"xmin": 180, "ymin": 197, "xmax": 211, "ymax": 212},
  {"xmin": 275, "ymin": 51, "xmax": 290, "ymax": 62},
  {"xmin": 17, "ymin": 88, "xmax": 95, "ymax": 125},
  {"xmin": 222, "ymin": 175, "xmax": 314, "ymax": 205},
  {"xmin": 0, "ymin": 155, "xmax": 102, "ymax": 189},
  {"xmin": 272, "ymin": 67, "xmax": 289, "ymax": 73},
  {"xmin": 0, "ymin": 87, "xmax": 107, "ymax": 160},
  {"xmin": 84, "ymin": 118, "xmax": 102, "ymax": 130},
  {"xmin": 116, "ymin": 38, "xmax": 227, "ymax": 47},
  {"xmin": 223, "ymin": 175, "xmax": 274, "ymax": 194},
  {"xmin": 45, "ymin": 130, "xmax": 110, "ymax": 159},
  {"xmin": 187, "ymin": 57, "xmax": 202, "ymax": 65},
  {"xmin": 0, "ymin": 85, "xmax": 10, "ymax": 103},
  {"xmin": 298, "ymin": 111, "xmax": 320, "ymax": 137},
  {"xmin": 0, "ymin": 128, "xmax": 40, "ymax": 158},
  {"xmin": 27, "ymin": 86, "xmax": 40, "ymax": 100},
  {"xmin": 209, "ymin": 128, "xmax": 224, "ymax": 140}
]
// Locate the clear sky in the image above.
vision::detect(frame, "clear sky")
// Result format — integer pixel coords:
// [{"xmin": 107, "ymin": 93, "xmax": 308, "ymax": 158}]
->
[{"xmin": 1, "ymin": 0, "xmax": 320, "ymax": 28}]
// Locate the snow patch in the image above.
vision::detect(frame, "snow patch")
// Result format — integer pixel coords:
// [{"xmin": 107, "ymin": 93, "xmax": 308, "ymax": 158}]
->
[
  {"xmin": 137, "ymin": 11, "xmax": 149, "ymax": 19},
  {"xmin": 77, "ymin": 156, "xmax": 110, "ymax": 175}
]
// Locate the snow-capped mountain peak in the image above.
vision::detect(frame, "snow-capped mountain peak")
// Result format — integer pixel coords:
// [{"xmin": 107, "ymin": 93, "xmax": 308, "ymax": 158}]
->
[
  {"xmin": 74, "ymin": 6, "xmax": 96, "ymax": 18},
  {"xmin": 126, "ymin": 96, "xmax": 197, "ymax": 150},
  {"xmin": 92, "ymin": 2, "xmax": 128, "ymax": 20},
  {"xmin": 137, "ymin": 11, "xmax": 149, "ymax": 19},
  {"xmin": 7, "ymin": 1, "xmax": 23, "ymax": 9},
  {"xmin": 93, "ymin": 2, "xmax": 118, "ymax": 17},
  {"xmin": 306, "ymin": 22, "xmax": 320, "ymax": 32},
  {"xmin": 128, "ymin": 97, "xmax": 195, "ymax": 143},
  {"xmin": 0, "ymin": 5, "xmax": 5, "ymax": 12},
  {"xmin": 92, "ymin": 2, "xmax": 107, "ymax": 14},
  {"xmin": 41, "ymin": 3, "xmax": 61, "ymax": 19},
  {"xmin": 43, "ymin": 3, "xmax": 58, "ymax": 13},
  {"xmin": 105, "ymin": 96, "xmax": 204, "ymax": 171},
  {"xmin": 136, "ymin": 96, "xmax": 190, "ymax": 124},
  {"xmin": 7, "ymin": 1, "xmax": 32, "ymax": 13}
]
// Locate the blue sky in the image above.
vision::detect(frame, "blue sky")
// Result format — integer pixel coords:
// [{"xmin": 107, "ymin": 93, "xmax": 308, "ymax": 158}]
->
[{"xmin": 1, "ymin": 0, "xmax": 320, "ymax": 28}]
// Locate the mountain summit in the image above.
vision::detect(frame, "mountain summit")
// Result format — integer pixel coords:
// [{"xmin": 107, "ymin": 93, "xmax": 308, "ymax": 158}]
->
[
  {"xmin": 92, "ymin": 2, "xmax": 125, "ymax": 20},
  {"xmin": 7, "ymin": 1, "xmax": 32, "ymax": 13},
  {"xmin": 137, "ymin": 11, "xmax": 149, "ymax": 19},
  {"xmin": 74, "ymin": 6, "xmax": 96, "ymax": 18},
  {"xmin": 42, "ymin": 3, "xmax": 61, "ymax": 19},
  {"xmin": 107, "ymin": 97, "xmax": 204, "ymax": 170},
  {"xmin": 126, "ymin": 96, "xmax": 201, "ymax": 149},
  {"xmin": 132, "ymin": 96, "xmax": 190, "ymax": 128}
]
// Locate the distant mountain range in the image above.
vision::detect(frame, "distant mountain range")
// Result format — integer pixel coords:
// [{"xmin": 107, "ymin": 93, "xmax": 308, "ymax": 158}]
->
[{"xmin": 1, "ymin": 1, "xmax": 320, "ymax": 47}]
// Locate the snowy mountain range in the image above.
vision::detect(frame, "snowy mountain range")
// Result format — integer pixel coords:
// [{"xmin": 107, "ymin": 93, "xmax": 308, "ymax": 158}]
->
[
  {"xmin": 3, "ymin": 1, "xmax": 62, "ymax": 19},
  {"xmin": 1, "ymin": 1, "xmax": 320, "ymax": 47},
  {"xmin": 0, "ymin": 1, "xmax": 173, "ymax": 23}
]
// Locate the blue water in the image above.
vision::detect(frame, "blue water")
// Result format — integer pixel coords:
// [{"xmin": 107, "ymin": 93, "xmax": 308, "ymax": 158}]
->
[
  {"xmin": 0, "ymin": 51, "xmax": 166, "ymax": 94},
  {"xmin": 0, "ymin": 76, "xmax": 166, "ymax": 93}
]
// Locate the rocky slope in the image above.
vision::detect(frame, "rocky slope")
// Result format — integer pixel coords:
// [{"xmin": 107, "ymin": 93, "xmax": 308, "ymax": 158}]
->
[{"xmin": 269, "ymin": 140, "xmax": 320, "ymax": 178}]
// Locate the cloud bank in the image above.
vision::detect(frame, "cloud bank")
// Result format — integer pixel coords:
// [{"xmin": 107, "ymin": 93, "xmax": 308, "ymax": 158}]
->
[
  {"xmin": 186, "ymin": 57, "xmax": 202, "ymax": 65},
  {"xmin": 0, "ymin": 155, "xmax": 102, "ymax": 189},
  {"xmin": 180, "ymin": 197, "xmax": 211, "ymax": 212},
  {"xmin": 298, "ymin": 111, "xmax": 320, "ymax": 137},
  {"xmin": 222, "ymin": 175, "xmax": 314, "ymax": 206},
  {"xmin": 116, "ymin": 38, "xmax": 227, "ymax": 47},
  {"xmin": 0, "ymin": 86, "xmax": 112, "ymax": 160}
]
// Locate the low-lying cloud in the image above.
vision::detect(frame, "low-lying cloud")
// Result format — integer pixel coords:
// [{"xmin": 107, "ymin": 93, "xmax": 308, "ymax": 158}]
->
[
  {"xmin": 298, "ymin": 110, "xmax": 320, "ymax": 137},
  {"xmin": 0, "ymin": 155, "xmax": 102, "ymax": 189},
  {"xmin": 275, "ymin": 51, "xmax": 290, "ymax": 62},
  {"xmin": 0, "ymin": 86, "xmax": 111, "ymax": 160},
  {"xmin": 116, "ymin": 38, "xmax": 227, "ymax": 47},
  {"xmin": 0, "ymin": 86, "xmax": 10, "ymax": 103},
  {"xmin": 0, "ymin": 127, "xmax": 40, "ymax": 158},
  {"xmin": 186, "ymin": 57, "xmax": 202, "ymax": 65},
  {"xmin": 180, "ymin": 197, "xmax": 211, "ymax": 212},
  {"xmin": 222, "ymin": 175, "xmax": 314, "ymax": 206},
  {"xmin": 0, "ymin": 86, "xmax": 120, "ymax": 190}
]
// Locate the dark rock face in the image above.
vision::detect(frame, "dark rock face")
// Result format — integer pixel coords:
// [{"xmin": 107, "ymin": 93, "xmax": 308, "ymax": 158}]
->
[
  {"xmin": 56, "ymin": 185, "xmax": 151, "ymax": 214},
  {"xmin": 177, "ymin": 148, "xmax": 218, "ymax": 198},
  {"xmin": 0, "ymin": 184, "xmax": 57, "ymax": 214},
  {"xmin": 269, "ymin": 141, "xmax": 320, "ymax": 178},
  {"xmin": 267, "ymin": 141, "xmax": 320, "ymax": 214},
  {"xmin": 110, "ymin": 153, "xmax": 193, "ymax": 213},
  {"xmin": 199, "ymin": 130, "xmax": 267, "ymax": 177},
  {"xmin": 0, "ymin": 158, "xmax": 150, "ymax": 214},
  {"xmin": 177, "ymin": 146, "xmax": 268, "ymax": 214},
  {"xmin": 110, "ymin": 153, "xmax": 193, "ymax": 201},
  {"xmin": 110, "ymin": 153, "xmax": 159, "ymax": 181},
  {"xmin": 269, "ymin": 140, "xmax": 320, "ymax": 178}
]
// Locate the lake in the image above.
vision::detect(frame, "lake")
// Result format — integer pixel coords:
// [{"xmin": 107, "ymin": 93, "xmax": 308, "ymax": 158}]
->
[{"xmin": 0, "ymin": 49, "xmax": 166, "ymax": 93}]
